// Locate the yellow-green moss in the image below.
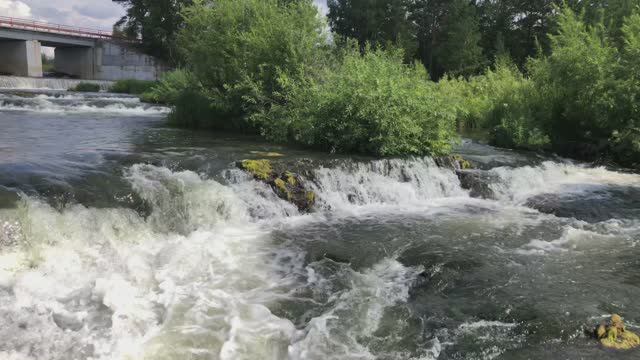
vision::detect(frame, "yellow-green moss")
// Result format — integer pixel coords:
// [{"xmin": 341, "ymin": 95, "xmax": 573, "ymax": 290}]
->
[
  {"xmin": 285, "ymin": 172, "xmax": 297, "ymax": 186},
  {"xmin": 306, "ymin": 191, "xmax": 316, "ymax": 204},
  {"xmin": 274, "ymin": 178, "xmax": 292, "ymax": 200},
  {"xmin": 453, "ymin": 155, "xmax": 472, "ymax": 170},
  {"xmin": 241, "ymin": 159, "xmax": 273, "ymax": 180}
]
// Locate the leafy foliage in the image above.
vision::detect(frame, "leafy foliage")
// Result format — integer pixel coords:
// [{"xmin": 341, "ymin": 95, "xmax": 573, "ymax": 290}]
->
[
  {"xmin": 257, "ymin": 47, "xmax": 458, "ymax": 156},
  {"xmin": 172, "ymin": 0, "xmax": 327, "ymax": 130},
  {"xmin": 113, "ymin": 0, "xmax": 191, "ymax": 64},
  {"xmin": 110, "ymin": 80, "xmax": 156, "ymax": 95},
  {"xmin": 69, "ymin": 83, "xmax": 101, "ymax": 92}
]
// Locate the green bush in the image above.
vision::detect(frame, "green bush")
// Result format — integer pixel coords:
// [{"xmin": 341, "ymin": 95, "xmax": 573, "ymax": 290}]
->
[
  {"xmin": 69, "ymin": 83, "xmax": 101, "ymax": 92},
  {"xmin": 256, "ymin": 47, "xmax": 458, "ymax": 156},
  {"xmin": 141, "ymin": 69, "xmax": 194, "ymax": 104},
  {"xmin": 110, "ymin": 79, "xmax": 157, "ymax": 95},
  {"xmin": 439, "ymin": 56, "xmax": 550, "ymax": 150},
  {"xmin": 172, "ymin": 0, "xmax": 327, "ymax": 129}
]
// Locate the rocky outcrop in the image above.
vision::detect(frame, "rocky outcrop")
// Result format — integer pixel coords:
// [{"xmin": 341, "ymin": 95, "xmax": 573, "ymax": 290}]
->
[
  {"xmin": 456, "ymin": 170, "xmax": 496, "ymax": 199},
  {"xmin": 435, "ymin": 155, "xmax": 473, "ymax": 171},
  {"xmin": 237, "ymin": 159, "xmax": 316, "ymax": 212},
  {"xmin": 435, "ymin": 155, "xmax": 498, "ymax": 199}
]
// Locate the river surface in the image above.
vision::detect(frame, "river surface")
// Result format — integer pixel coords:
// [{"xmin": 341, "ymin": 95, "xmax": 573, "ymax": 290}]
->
[{"xmin": 1, "ymin": 87, "xmax": 640, "ymax": 360}]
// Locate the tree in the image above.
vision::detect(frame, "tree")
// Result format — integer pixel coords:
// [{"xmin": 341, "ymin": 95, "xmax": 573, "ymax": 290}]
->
[
  {"xmin": 409, "ymin": 0, "xmax": 485, "ymax": 79},
  {"xmin": 328, "ymin": 0, "xmax": 416, "ymax": 57},
  {"xmin": 112, "ymin": 0, "xmax": 192, "ymax": 64},
  {"xmin": 173, "ymin": 0, "xmax": 327, "ymax": 129}
]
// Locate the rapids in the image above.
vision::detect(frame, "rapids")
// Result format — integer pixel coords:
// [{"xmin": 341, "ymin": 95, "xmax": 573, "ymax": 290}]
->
[{"xmin": 0, "ymin": 88, "xmax": 639, "ymax": 360}]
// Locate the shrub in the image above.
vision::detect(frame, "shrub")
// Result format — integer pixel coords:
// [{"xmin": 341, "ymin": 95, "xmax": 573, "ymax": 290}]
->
[
  {"xmin": 141, "ymin": 69, "xmax": 194, "ymax": 104},
  {"xmin": 110, "ymin": 79, "xmax": 157, "ymax": 94},
  {"xmin": 439, "ymin": 56, "xmax": 550, "ymax": 150},
  {"xmin": 173, "ymin": 0, "xmax": 327, "ymax": 129},
  {"xmin": 256, "ymin": 47, "xmax": 458, "ymax": 156},
  {"xmin": 69, "ymin": 83, "xmax": 101, "ymax": 92},
  {"xmin": 527, "ymin": 7, "xmax": 619, "ymax": 158}
]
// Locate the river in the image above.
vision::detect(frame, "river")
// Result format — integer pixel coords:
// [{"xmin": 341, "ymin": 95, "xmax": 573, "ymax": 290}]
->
[{"xmin": 0, "ymin": 85, "xmax": 639, "ymax": 360}]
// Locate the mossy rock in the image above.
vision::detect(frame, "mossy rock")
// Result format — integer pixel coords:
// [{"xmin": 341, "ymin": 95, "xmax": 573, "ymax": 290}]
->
[
  {"xmin": 435, "ymin": 155, "xmax": 474, "ymax": 170},
  {"xmin": 237, "ymin": 159, "xmax": 316, "ymax": 212},
  {"xmin": 452, "ymin": 155, "xmax": 473, "ymax": 170},
  {"xmin": 239, "ymin": 159, "xmax": 274, "ymax": 181}
]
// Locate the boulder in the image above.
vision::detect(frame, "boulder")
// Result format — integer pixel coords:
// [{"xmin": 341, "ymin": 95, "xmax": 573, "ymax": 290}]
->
[
  {"xmin": 435, "ymin": 155, "xmax": 473, "ymax": 171},
  {"xmin": 237, "ymin": 159, "xmax": 316, "ymax": 212},
  {"xmin": 456, "ymin": 170, "xmax": 496, "ymax": 199}
]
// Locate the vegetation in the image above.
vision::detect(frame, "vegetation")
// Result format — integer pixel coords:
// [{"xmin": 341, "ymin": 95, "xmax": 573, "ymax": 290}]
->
[
  {"xmin": 257, "ymin": 47, "xmax": 458, "ymax": 156},
  {"xmin": 69, "ymin": 83, "xmax": 101, "ymax": 92},
  {"xmin": 439, "ymin": 6, "xmax": 640, "ymax": 167},
  {"xmin": 109, "ymin": 79, "xmax": 156, "ymax": 95},
  {"xmin": 112, "ymin": 0, "xmax": 192, "ymax": 65},
  {"xmin": 133, "ymin": 0, "xmax": 640, "ymax": 167},
  {"xmin": 41, "ymin": 54, "xmax": 54, "ymax": 72},
  {"xmin": 169, "ymin": 0, "xmax": 327, "ymax": 131}
]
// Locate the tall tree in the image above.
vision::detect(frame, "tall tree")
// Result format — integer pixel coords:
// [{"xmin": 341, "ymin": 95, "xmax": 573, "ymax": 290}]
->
[
  {"xmin": 327, "ymin": 0, "xmax": 415, "ymax": 55},
  {"xmin": 112, "ymin": 0, "xmax": 192, "ymax": 64},
  {"xmin": 409, "ymin": 0, "xmax": 485, "ymax": 78}
]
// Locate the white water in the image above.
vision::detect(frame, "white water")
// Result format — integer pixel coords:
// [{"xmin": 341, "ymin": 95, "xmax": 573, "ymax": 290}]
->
[
  {"xmin": 0, "ymin": 165, "xmax": 301, "ymax": 360},
  {"xmin": 489, "ymin": 161, "xmax": 640, "ymax": 203},
  {"xmin": 0, "ymin": 95, "xmax": 169, "ymax": 116},
  {"xmin": 0, "ymin": 76, "xmax": 113, "ymax": 91},
  {"xmin": 309, "ymin": 158, "xmax": 468, "ymax": 213},
  {"xmin": 1, "ymin": 79, "xmax": 640, "ymax": 360},
  {"xmin": 2, "ymin": 157, "xmax": 637, "ymax": 359}
]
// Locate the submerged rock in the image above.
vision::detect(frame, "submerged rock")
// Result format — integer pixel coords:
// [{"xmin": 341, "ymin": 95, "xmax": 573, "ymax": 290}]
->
[
  {"xmin": 237, "ymin": 159, "xmax": 316, "ymax": 212},
  {"xmin": 456, "ymin": 170, "xmax": 496, "ymax": 199}
]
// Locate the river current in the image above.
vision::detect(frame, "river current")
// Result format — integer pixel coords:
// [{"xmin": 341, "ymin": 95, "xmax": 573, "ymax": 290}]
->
[{"xmin": 0, "ymin": 85, "xmax": 639, "ymax": 360}]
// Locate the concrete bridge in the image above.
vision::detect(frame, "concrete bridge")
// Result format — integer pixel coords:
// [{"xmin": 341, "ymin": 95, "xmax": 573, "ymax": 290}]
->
[{"xmin": 0, "ymin": 16, "xmax": 167, "ymax": 81}]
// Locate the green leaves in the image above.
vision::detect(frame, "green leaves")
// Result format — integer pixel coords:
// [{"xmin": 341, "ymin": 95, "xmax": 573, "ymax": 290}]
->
[{"xmin": 258, "ymin": 47, "xmax": 458, "ymax": 156}]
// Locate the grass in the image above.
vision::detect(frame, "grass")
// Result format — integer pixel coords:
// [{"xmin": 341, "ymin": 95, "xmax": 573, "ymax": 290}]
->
[
  {"xmin": 109, "ymin": 79, "xmax": 157, "ymax": 94},
  {"xmin": 69, "ymin": 83, "xmax": 101, "ymax": 92}
]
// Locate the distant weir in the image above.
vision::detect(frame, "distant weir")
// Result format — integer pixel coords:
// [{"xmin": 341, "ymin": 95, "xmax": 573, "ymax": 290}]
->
[{"xmin": 0, "ymin": 76, "xmax": 113, "ymax": 91}]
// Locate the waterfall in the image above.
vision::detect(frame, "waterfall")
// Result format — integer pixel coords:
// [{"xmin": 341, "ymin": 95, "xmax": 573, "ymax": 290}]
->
[{"xmin": 0, "ymin": 76, "xmax": 113, "ymax": 91}]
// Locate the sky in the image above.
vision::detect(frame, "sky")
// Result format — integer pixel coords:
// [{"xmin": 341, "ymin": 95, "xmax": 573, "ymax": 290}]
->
[
  {"xmin": 1, "ymin": 0, "xmax": 328, "ymax": 31},
  {"xmin": 2, "ymin": 0, "xmax": 327, "ymax": 56}
]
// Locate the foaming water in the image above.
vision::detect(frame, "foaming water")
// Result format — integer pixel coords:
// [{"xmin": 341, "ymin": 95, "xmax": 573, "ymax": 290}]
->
[
  {"xmin": 489, "ymin": 161, "xmax": 640, "ymax": 203},
  {"xmin": 2, "ymin": 89, "xmax": 640, "ymax": 359},
  {"xmin": 0, "ymin": 94, "xmax": 169, "ymax": 116},
  {"xmin": 0, "ymin": 166, "xmax": 304, "ymax": 360},
  {"xmin": 309, "ymin": 158, "xmax": 467, "ymax": 213},
  {"xmin": 0, "ymin": 76, "xmax": 113, "ymax": 91},
  {"xmin": 289, "ymin": 259, "xmax": 429, "ymax": 360}
]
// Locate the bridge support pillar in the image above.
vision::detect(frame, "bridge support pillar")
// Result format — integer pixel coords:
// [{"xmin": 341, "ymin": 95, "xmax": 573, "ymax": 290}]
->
[
  {"xmin": 0, "ymin": 40, "xmax": 43, "ymax": 77},
  {"xmin": 54, "ymin": 47, "xmax": 95, "ymax": 79}
]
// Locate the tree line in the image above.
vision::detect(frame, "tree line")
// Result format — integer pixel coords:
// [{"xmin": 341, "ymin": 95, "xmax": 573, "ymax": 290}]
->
[{"xmin": 112, "ymin": 0, "xmax": 640, "ymax": 168}]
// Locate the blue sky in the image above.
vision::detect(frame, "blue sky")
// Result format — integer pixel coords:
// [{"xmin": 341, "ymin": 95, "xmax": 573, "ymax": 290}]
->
[{"xmin": 1, "ymin": 0, "xmax": 328, "ymax": 30}]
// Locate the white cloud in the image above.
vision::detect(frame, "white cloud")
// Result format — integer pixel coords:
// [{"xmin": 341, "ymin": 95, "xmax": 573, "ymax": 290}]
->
[
  {"xmin": 0, "ymin": 0, "xmax": 32, "ymax": 17},
  {"xmin": 20, "ymin": 0, "xmax": 125, "ymax": 30}
]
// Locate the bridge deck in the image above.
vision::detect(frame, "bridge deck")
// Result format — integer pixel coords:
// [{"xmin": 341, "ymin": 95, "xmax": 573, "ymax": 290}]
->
[{"xmin": 0, "ymin": 16, "xmax": 113, "ymax": 40}]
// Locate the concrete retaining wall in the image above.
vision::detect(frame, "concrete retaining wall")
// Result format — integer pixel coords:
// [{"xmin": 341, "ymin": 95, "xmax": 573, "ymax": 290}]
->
[
  {"xmin": 54, "ymin": 41, "xmax": 167, "ymax": 81},
  {"xmin": 95, "ymin": 42, "xmax": 166, "ymax": 81}
]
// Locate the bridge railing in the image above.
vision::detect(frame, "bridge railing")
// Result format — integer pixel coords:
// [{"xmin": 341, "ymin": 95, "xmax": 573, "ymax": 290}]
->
[{"xmin": 0, "ymin": 16, "xmax": 114, "ymax": 40}]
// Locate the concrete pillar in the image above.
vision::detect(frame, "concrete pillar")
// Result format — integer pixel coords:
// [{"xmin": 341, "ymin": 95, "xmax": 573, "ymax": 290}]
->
[
  {"xmin": 0, "ymin": 40, "xmax": 43, "ymax": 77},
  {"xmin": 54, "ymin": 47, "xmax": 95, "ymax": 79}
]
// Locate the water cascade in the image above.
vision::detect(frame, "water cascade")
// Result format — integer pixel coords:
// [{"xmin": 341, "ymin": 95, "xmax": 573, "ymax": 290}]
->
[
  {"xmin": 0, "ymin": 76, "xmax": 113, "ymax": 91},
  {"xmin": 1, "ymin": 88, "xmax": 639, "ymax": 359}
]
